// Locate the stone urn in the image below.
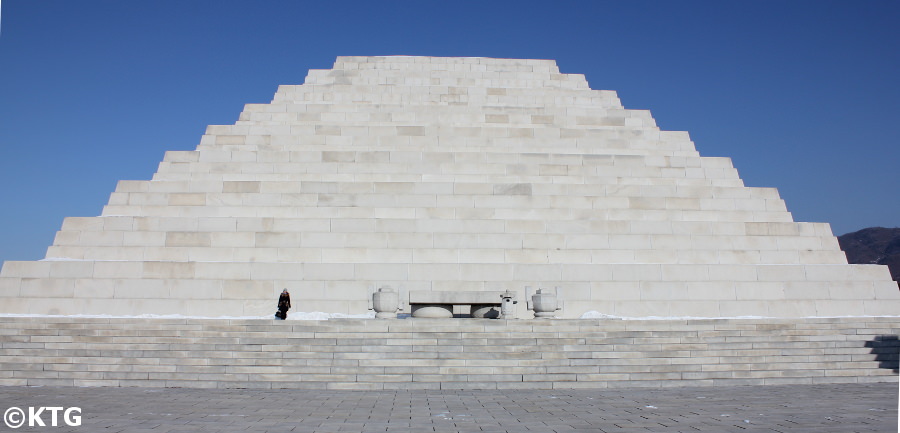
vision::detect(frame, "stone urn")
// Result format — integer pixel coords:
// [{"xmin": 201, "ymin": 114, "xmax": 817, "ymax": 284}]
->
[
  {"xmin": 372, "ymin": 287, "xmax": 401, "ymax": 319},
  {"xmin": 530, "ymin": 288, "xmax": 560, "ymax": 319}
]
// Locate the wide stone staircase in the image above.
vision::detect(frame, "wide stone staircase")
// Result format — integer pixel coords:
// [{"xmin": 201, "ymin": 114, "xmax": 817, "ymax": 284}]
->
[{"xmin": 1, "ymin": 316, "xmax": 896, "ymax": 390}]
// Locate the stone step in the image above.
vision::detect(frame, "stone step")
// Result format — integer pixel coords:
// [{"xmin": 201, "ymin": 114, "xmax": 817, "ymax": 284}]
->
[
  {"xmin": 59, "ymin": 216, "xmax": 828, "ymax": 236},
  {"xmin": 187, "ymin": 143, "xmax": 697, "ymax": 157},
  {"xmin": 43, "ymin": 234, "xmax": 846, "ymax": 257},
  {"xmin": 0, "ymin": 317, "xmax": 896, "ymax": 389},
  {"xmin": 118, "ymin": 182, "xmax": 763, "ymax": 200},
  {"xmin": 10, "ymin": 262, "xmax": 887, "ymax": 285},
  {"xmin": 98, "ymin": 205, "xmax": 793, "ymax": 223},
  {"xmin": 166, "ymin": 147, "xmax": 708, "ymax": 163},
  {"xmin": 44, "ymin": 234, "xmax": 846, "ymax": 253},
  {"xmin": 101, "ymin": 192, "xmax": 782, "ymax": 210},
  {"xmin": 41, "ymin": 248, "xmax": 849, "ymax": 266},
  {"xmin": 146, "ymin": 161, "xmax": 737, "ymax": 179},
  {"xmin": 149, "ymin": 173, "xmax": 740, "ymax": 188},
  {"xmin": 189, "ymin": 138, "xmax": 695, "ymax": 154},
  {"xmin": 224, "ymin": 112, "xmax": 657, "ymax": 128}
]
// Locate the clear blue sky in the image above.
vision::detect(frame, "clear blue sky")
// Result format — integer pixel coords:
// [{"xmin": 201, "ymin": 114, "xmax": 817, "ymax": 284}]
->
[{"xmin": 1, "ymin": 0, "xmax": 898, "ymax": 264}]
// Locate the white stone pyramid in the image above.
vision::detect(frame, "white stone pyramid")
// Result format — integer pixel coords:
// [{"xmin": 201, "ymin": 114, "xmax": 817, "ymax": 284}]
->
[{"xmin": 1, "ymin": 56, "xmax": 898, "ymax": 318}]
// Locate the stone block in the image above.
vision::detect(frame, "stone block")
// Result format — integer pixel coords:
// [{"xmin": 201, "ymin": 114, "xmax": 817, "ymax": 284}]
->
[
  {"xmin": 47, "ymin": 261, "xmax": 94, "ymax": 279},
  {"xmin": 168, "ymin": 193, "xmax": 207, "ymax": 206},
  {"xmin": 165, "ymin": 232, "xmax": 211, "ymax": 247},
  {"xmin": 756, "ymin": 265, "xmax": 805, "ymax": 281},
  {"xmin": 114, "ymin": 279, "xmax": 169, "ymax": 299},
  {"xmin": 92, "ymin": 262, "xmax": 143, "ymax": 279},
  {"xmin": 19, "ymin": 278, "xmax": 75, "ymax": 298},
  {"xmin": 142, "ymin": 262, "xmax": 196, "ymax": 279}
]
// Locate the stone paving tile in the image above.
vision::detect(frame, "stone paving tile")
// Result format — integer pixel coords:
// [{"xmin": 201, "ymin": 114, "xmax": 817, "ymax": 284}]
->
[{"xmin": 0, "ymin": 383, "xmax": 895, "ymax": 432}]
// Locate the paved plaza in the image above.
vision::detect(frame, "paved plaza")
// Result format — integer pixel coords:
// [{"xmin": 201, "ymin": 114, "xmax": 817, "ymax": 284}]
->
[{"xmin": 0, "ymin": 382, "xmax": 896, "ymax": 432}]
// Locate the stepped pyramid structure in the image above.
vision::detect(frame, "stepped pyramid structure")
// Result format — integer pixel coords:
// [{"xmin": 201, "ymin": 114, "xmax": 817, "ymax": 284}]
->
[{"xmin": 1, "ymin": 56, "xmax": 898, "ymax": 318}]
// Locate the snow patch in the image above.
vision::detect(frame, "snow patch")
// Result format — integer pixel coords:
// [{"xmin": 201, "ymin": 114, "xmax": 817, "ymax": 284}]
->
[
  {"xmin": 0, "ymin": 311, "xmax": 376, "ymax": 321},
  {"xmin": 579, "ymin": 311, "xmax": 769, "ymax": 320},
  {"xmin": 579, "ymin": 311, "xmax": 900, "ymax": 320}
]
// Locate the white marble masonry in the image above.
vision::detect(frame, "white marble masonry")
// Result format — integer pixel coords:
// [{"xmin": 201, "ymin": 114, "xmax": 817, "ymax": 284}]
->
[{"xmin": 1, "ymin": 56, "xmax": 898, "ymax": 317}]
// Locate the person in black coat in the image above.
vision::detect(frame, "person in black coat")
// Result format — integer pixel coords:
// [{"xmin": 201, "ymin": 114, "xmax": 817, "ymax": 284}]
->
[{"xmin": 276, "ymin": 289, "xmax": 291, "ymax": 320}]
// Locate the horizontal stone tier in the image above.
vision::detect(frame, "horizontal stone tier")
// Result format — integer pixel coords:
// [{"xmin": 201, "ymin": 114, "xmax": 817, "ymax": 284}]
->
[
  {"xmin": 99, "ymin": 181, "xmax": 783, "ymax": 208},
  {"xmin": 60, "ymin": 215, "xmax": 823, "ymax": 235},
  {"xmin": 172, "ymin": 136, "xmax": 702, "ymax": 156},
  {"xmin": 9, "ymin": 262, "xmax": 884, "ymax": 283},
  {"xmin": 309, "ymin": 73, "xmax": 576, "ymax": 83},
  {"xmin": 300, "ymin": 72, "xmax": 589, "ymax": 86},
  {"xmin": 150, "ymin": 169, "xmax": 724, "ymax": 185},
  {"xmin": 168, "ymin": 147, "xmax": 713, "ymax": 166},
  {"xmin": 48, "ymin": 224, "xmax": 836, "ymax": 251},
  {"xmin": 50, "ymin": 225, "xmax": 829, "ymax": 243},
  {"xmin": 4, "ymin": 262, "xmax": 894, "ymax": 310},
  {"xmin": 108, "ymin": 188, "xmax": 775, "ymax": 208},
  {"xmin": 233, "ymin": 115, "xmax": 647, "ymax": 129},
  {"xmin": 174, "ymin": 150, "xmax": 706, "ymax": 166},
  {"xmin": 199, "ymin": 127, "xmax": 677, "ymax": 145},
  {"xmin": 273, "ymin": 83, "xmax": 611, "ymax": 97},
  {"xmin": 206, "ymin": 120, "xmax": 668, "ymax": 138},
  {"xmin": 304, "ymin": 65, "xmax": 576, "ymax": 78},
  {"xmin": 241, "ymin": 101, "xmax": 631, "ymax": 120},
  {"xmin": 306, "ymin": 65, "xmax": 576, "ymax": 77},
  {"xmin": 297, "ymin": 78, "xmax": 593, "ymax": 92},
  {"xmin": 97, "ymin": 205, "xmax": 793, "ymax": 225},
  {"xmin": 270, "ymin": 92, "xmax": 620, "ymax": 109},
  {"xmin": 193, "ymin": 138, "xmax": 687, "ymax": 154},
  {"xmin": 2, "ymin": 294, "xmax": 896, "ymax": 318},
  {"xmin": 247, "ymin": 103, "xmax": 637, "ymax": 118},
  {"xmin": 236, "ymin": 110, "xmax": 648, "ymax": 128},
  {"xmin": 147, "ymin": 168, "xmax": 732, "ymax": 184},
  {"xmin": 149, "ymin": 164, "xmax": 740, "ymax": 184},
  {"xmin": 331, "ymin": 55, "xmax": 561, "ymax": 68},
  {"xmin": 151, "ymin": 163, "xmax": 733, "ymax": 181},
  {"xmin": 247, "ymin": 113, "xmax": 638, "ymax": 126},
  {"xmin": 119, "ymin": 182, "xmax": 764, "ymax": 201},
  {"xmin": 204, "ymin": 138, "xmax": 674, "ymax": 153},
  {"xmin": 148, "ymin": 173, "xmax": 741, "ymax": 189},
  {"xmin": 114, "ymin": 190, "xmax": 782, "ymax": 214},
  {"xmin": 43, "ymin": 226, "xmax": 839, "ymax": 246},
  {"xmin": 198, "ymin": 127, "xmax": 671, "ymax": 144},
  {"xmin": 0, "ymin": 317, "xmax": 897, "ymax": 389},
  {"xmin": 334, "ymin": 55, "xmax": 559, "ymax": 64},
  {"xmin": 269, "ymin": 94, "xmax": 619, "ymax": 112},
  {"xmin": 42, "ymin": 246, "xmax": 849, "ymax": 266},
  {"xmin": 169, "ymin": 136, "xmax": 704, "ymax": 153}
]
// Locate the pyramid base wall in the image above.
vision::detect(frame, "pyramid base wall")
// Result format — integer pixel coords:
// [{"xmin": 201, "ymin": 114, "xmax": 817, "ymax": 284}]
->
[
  {"xmin": 1, "ymin": 316, "xmax": 896, "ymax": 390},
  {"xmin": 2, "ymin": 261, "xmax": 899, "ymax": 318},
  {"xmin": 2, "ymin": 292, "xmax": 899, "ymax": 319}
]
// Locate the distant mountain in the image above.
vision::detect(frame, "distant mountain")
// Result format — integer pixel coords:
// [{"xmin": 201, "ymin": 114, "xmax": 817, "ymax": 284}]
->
[{"xmin": 838, "ymin": 227, "xmax": 900, "ymax": 283}]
